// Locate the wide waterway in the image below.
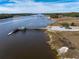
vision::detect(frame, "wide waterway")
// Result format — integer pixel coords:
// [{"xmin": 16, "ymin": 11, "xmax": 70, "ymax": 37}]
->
[{"xmin": 0, "ymin": 16, "xmax": 56, "ymax": 59}]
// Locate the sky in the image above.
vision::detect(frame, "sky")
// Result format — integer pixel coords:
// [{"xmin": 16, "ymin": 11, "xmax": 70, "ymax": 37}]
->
[{"xmin": 0, "ymin": 0, "xmax": 79, "ymax": 13}]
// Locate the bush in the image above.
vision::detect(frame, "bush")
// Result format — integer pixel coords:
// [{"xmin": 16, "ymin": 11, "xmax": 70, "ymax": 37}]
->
[
  {"xmin": 71, "ymin": 22, "xmax": 75, "ymax": 26},
  {"xmin": 61, "ymin": 23, "xmax": 70, "ymax": 29}
]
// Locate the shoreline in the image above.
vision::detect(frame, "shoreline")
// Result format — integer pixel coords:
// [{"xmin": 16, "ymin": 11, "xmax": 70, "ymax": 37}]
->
[{"xmin": 46, "ymin": 30, "xmax": 79, "ymax": 59}]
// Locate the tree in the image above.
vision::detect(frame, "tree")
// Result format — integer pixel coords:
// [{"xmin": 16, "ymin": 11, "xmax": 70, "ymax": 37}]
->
[
  {"xmin": 61, "ymin": 23, "xmax": 70, "ymax": 29},
  {"xmin": 71, "ymin": 22, "xmax": 75, "ymax": 26}
]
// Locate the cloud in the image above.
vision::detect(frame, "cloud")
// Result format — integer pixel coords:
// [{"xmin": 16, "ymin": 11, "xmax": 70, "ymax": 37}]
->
[
  {"xmin": 0, "ymin": 0, "xmax": 79, "ymax": 13},
  {"xmin": 35, "ymin": 0, "xmax": 79, "ymax": 2}
]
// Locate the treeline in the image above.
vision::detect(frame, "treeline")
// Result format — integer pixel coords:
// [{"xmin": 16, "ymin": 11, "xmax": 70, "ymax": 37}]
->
[
  {"xmin": 44, "ymin": 12, "xmax": 79, "ymax": 18},
  {"xmin": 0, "ymin": 14, "xmax": 13, "ymax": 19},
  {"xmin": 0, "ymin": 13, "xmax": 34, "ymax": 19},
  {"xmin": 60, "ymin": 12, "xmax": 79, "ymax": 17},
  {"xmin": 0, "ymin": 12, "xmax": 79, "ymax": 19}
]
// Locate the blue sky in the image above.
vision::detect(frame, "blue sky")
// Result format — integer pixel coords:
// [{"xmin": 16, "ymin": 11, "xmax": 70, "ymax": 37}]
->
[{"xmin": 0, "ymin": 0, "xmax": 79, "ymax": 13}]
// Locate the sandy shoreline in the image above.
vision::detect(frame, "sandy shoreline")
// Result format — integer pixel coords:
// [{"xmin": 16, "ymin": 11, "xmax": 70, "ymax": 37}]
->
[{"xmin": 46, "ymin": 30, "xmax": 79, "ymax": 59}]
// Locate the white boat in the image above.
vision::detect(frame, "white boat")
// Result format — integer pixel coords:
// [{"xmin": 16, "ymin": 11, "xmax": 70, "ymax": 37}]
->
[{"xmin": 8, "ymin": 31, "xmax": 14, "ymax": 35}]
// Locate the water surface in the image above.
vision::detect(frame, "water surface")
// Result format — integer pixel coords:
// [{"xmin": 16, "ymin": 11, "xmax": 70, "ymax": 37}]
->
[{"xmin": 0, "ymin": 16, "xmax": 56, "ymax": 59}]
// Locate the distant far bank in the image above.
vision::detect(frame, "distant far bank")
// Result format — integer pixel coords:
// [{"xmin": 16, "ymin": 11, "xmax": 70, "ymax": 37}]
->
[{"xmin": 0, "ymin": 12, "xmax": 79, "ymax": 19}]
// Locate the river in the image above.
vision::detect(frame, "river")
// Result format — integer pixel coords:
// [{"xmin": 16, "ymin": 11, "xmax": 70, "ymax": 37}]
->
[{"xmin": 0, "ymin": 16, "xmax": 56, "ymax": 59}]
